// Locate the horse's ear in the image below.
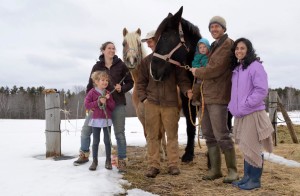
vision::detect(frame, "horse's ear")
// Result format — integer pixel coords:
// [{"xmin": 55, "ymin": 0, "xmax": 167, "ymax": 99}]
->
[
  {"xmin": 172, "ymin": 6, "xmax": 183, "ymax": 24},
  {"xmin": 174, "ymin": 6, "xmax": 183, "ymax": 19},
  {"xmin": 167, "ymin": 13, "xmax": 173, "ymax": 18},
  {"xmin": 178, "ymin": 6, "xmax": 183, "ymax": 15},
  {"xmin": 136, "ymin": 28, "xmax": 141, "ymax": 36},
  {"xmin": 123, "ymin": 28, "xmax": 128, "ymax": 37}
]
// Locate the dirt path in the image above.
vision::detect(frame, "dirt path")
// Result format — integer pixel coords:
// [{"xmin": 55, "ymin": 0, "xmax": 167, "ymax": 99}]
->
[{"xmin": 122, "ymin": 126, "xmax": 300, "ymax": 195}]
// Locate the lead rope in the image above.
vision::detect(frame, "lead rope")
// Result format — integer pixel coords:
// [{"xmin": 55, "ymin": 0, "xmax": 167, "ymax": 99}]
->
[
  {"xmin": 97, "ymin": 92, "xmax": 115, "ymax": 164},
  {"xmin": 188, "ymin": 79, "xmax": 205, "ymax": 149},
  {"xmin": 109, "ymin": 71, "xmax": 129, "ymax": 94}
]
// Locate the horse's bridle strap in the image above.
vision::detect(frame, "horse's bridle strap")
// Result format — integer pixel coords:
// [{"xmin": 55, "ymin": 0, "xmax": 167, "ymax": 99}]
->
[
  {"xmin": 153, "ymin": 42, "xmax": 184, "ymax": 67},
  {"xmin": 153, "ymin": 22, "xmax": 189, "ymax": 69}
]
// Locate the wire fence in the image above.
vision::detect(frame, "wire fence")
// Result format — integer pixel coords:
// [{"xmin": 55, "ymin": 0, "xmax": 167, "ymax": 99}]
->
[{"xmin": 276, "ymin": 111, "xmax": 300, "ymax": 125}]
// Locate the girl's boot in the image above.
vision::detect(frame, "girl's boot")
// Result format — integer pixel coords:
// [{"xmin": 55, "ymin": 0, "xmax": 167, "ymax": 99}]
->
[
  {"xmin": 89, "ymin": 158, "xmax": 98, "ymax": 171},
  {"xmin": 105, "ymin": 157, "xmax": 112, "ymax": 170}
]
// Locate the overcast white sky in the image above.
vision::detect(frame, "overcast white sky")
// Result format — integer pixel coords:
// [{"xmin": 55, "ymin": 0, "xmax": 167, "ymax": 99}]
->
[{"xmin": 1, "ymin": 0, "xmax": 300, "ymax": 91}]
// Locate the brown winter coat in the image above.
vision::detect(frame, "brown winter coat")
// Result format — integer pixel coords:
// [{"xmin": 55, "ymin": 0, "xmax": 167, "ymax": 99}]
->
[
  {"xmin": 136, "ymin": 54, "xmax": 191, "ymax": 107},
  {"xmin": 194, "ymin": 34, "xmax": 233, "ymax": 104}
]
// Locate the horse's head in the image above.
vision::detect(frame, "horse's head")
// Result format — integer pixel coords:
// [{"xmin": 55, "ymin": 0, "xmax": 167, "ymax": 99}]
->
[
  {"xmin": 122, "ymin": 28, "xmax": 146, "ymax": 70},
  {"xmin": 151, "ymin": 6, "xmax": 201, "ymax": 81}
]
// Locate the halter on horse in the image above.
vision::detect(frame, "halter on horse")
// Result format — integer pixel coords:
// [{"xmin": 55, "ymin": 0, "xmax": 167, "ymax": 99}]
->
[
  {"xmin": 122, "ymin": 28, "xmax": 145, "ymax": 70},
  {"xmin": 122, "ymin": 28, "xmax": 146, "ymax": 109},
  {"xmin": 152, "ymin": 22, "xmax": 190, "ymax": 74}
]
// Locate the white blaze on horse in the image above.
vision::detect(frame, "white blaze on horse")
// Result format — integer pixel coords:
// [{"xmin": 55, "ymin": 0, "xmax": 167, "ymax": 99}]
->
[
  {"xmin": 122, "ymin": 28, "xmax": 147, "ymax": 111},
  {"xmin": 122, "ymin": 28, "xmax": 167, "ymax": 159}
]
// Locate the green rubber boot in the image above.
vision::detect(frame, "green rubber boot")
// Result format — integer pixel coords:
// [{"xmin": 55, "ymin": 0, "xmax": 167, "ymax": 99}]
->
[
  {"xmin": 223, "ymin": 148, "xmax": 239, "ymax": 183},
  {"xmin": 202, "ymin": 146, "xmax": 223, "ymax": 180}
]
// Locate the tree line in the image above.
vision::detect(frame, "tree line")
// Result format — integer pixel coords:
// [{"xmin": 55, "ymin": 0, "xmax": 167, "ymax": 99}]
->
[{"xmin": 0, "ymin": 85, "xmax": 299, "ymax": 119}]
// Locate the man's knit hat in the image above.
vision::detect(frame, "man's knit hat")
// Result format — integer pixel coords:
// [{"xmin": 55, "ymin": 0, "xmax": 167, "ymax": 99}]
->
[{"xmin": 209, "ymin": 16, "xmax": 226, "ymax": 32}]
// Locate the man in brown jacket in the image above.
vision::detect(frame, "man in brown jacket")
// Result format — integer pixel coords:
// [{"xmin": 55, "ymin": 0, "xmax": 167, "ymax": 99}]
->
[
  {"xmin": 137, "ymin": 51, "xmax": 193, "ymax": 178},
  {"xmin": 190, "ymin": 16, "xmax": 239, "ymax": 183}
]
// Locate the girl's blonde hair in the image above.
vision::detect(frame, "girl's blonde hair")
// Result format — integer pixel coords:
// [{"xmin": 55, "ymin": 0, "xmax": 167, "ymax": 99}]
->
[{"xmin": 91, "ymin": 71, "xmax": 110, "ymax": 85}]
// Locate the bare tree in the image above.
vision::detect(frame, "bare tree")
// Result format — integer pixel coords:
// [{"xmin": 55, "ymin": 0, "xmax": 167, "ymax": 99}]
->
[{"xmin": 0, "ymin": 94, "xmax": 10, "ymax": 118}]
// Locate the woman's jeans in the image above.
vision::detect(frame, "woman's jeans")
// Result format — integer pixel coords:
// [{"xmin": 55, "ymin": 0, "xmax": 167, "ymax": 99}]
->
[
  {"xmin": 112, "ymin": 105, "xmax": 127, "ymax": 159},
  {"xmin": 80, "ymin": 112, "xmax": 92, "ymax": 153},
  {"xmin": 92, "ymin": 127, "xmax": 111, "ymax": 159},
  {"xmin": 80, "ymin": 105, "xmax": 127, "ymax": 159}
]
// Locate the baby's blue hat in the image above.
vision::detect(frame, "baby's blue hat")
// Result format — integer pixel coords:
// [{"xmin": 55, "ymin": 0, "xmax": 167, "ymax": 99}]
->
[{"xmin": 197, "ymin": 38, "xmax": 210, "ymax": 51}]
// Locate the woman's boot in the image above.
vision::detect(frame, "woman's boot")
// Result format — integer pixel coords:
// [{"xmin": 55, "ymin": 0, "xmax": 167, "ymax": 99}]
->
[
  {"xmin": 239, "ymin": 164, "xmax": 262, "ymax": 190},
  {"xmin": 232, "ymin": 160, "xmax": 250, "ymax": 186},
  {"xmin": 118, "ymin": 159, "xmax": 127, "ymax": 173},
  {"xmin": 239, "ymin": 156, "xmax": 263, "ymax": 190}
]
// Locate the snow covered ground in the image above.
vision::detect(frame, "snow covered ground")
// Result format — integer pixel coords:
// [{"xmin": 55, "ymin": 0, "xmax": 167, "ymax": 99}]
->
[{"xmin": 0, "ymin": 111, "xmax": 299, "ymax": 196}]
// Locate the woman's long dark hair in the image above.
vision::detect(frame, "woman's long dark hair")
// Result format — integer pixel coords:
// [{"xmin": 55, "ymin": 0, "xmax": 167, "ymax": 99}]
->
[{"xmin": 230, "ymin": 38, "xmax": 262, "ymax": 70}]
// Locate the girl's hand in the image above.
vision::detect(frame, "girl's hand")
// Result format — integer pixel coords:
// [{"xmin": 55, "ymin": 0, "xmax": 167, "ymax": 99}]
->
[
  {"xmin": 98, "ymin": 97, "xmax": 107, "ymax": 105},
  {"xmin": 105, "ymin": 94, "xmax": 110, "ymax": 99}
]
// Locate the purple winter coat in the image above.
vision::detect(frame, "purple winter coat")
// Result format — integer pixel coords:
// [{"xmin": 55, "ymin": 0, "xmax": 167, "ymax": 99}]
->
[
  {"xmin": 228, "ymin": 60, "xmax": 268, "ymax": 118},
  {"xmin": 84, "ymin": 88, "xmax": 116, "ymax": 119}
]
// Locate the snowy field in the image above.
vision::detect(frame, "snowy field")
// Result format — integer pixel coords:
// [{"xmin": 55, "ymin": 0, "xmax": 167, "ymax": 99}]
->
[{"xmin": 0, "ymin": 111, "xmax": 300, "ymax": 196}]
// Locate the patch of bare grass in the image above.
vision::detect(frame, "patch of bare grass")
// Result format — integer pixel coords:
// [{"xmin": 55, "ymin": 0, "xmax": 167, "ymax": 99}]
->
[{"xmin": 123, "ymin": 125, "xmax": 300, "ymax": 195}]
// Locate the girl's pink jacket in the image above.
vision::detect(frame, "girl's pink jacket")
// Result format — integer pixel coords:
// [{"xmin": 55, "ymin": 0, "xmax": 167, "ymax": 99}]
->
[{"xmin": 84, "ymin": 88, "xmax": 115, "ymax": 119}]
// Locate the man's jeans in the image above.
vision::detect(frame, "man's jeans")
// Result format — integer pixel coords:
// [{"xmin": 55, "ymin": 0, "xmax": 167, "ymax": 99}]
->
[{"xmin": 80, "ymin": 105, "xmax": 127, "ymax": 159}]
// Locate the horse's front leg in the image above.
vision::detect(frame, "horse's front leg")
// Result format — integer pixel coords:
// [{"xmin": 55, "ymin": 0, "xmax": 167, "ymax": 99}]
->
[{"xmin": 180, "ymin": 92, "xmax": 196, "ymax": 163}]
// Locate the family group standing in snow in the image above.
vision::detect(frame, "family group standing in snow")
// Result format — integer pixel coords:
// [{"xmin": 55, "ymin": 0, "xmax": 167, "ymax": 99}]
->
[{"xmin": 73, "ymin": 15, "xmax": 274, "ymax": 191}]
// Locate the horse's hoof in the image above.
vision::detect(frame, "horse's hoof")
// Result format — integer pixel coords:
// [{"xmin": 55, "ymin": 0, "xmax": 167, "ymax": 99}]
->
[{"xmin": 181, "ymin": 153, "xmax": 194, "ymax": 163}]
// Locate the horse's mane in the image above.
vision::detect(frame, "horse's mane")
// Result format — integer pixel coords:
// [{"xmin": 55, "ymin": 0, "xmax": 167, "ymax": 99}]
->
[
  {"xmin": 181, "ymin": 18, "xmax": 202, "ymax": 64},
  {"xmin": 124, "ymin": 32, "xmax": 147, "ymax": 59},
  {"xmin": 154, "ymin": 16, "xmax": 201, "ymax": 45},
  {"xmin": 181, "ymin": 18, "xmax": 201, "ymax": 40}
]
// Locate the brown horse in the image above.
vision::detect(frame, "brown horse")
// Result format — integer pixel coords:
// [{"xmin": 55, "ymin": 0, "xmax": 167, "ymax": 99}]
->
[{"xmin": 122, "ymin": 28, "xmax": 167, "ymax": 159}]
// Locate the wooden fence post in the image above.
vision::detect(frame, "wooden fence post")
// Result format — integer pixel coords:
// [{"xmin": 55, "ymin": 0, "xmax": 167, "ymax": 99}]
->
[
  {"xmin": 269, "ymin": 91, "xmax": 278, "ymax": 146},
  {"xmin": 277, "ymin": 96, "xmax": 299, "ymax": 144},
  {"xmin": 45, "ymin": 92, "xmax": 61, "ymax": 157}
]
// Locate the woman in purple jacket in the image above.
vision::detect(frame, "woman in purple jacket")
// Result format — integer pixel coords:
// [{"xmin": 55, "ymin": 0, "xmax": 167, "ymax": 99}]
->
[
  {"xmin": 228, "ymin": 38, "xmax": 273, "ymax": 190},
  {"xmin": 85, "ymin": 71, "xmax": 115, "ymax": 171}
]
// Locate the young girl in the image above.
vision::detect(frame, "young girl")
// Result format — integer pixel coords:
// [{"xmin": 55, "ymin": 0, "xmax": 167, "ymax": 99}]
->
[
  {"xmin": 85, "ymin": 71, "xmax": 116, "ymax": 171},
  {"xmin": 191, "ymin": 38, "xmax": 210, "ymax": 106},
  {"xmin": 228, "ymin": 38, "xmax": 273, "ymax": 190}
]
